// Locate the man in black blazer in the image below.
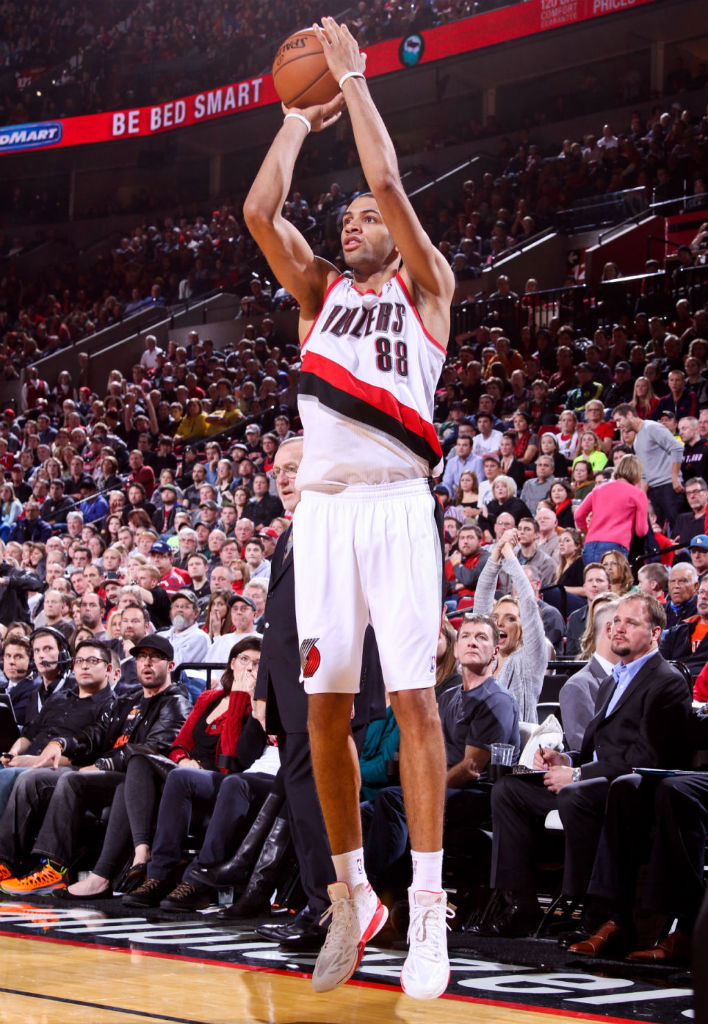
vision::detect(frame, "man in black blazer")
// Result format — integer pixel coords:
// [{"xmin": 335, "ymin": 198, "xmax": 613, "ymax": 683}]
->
[
  {"xmin": 570, "ymin": 713, "xmax": 707, "ymax": 961},
  {"xmin": 252, "ymin": 437, "xmax": 385, "ymax": 949},
  {"xmin": 484, "ymin": 592, "xmax": 692, "ymax": 937}
]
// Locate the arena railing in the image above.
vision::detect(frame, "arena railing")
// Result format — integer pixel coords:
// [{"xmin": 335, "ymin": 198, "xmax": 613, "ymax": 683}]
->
[
  {"xmin": 451, "ymin": 283, "xmax": 590, "ymax": 340},
  {"xmin": 597, "ymin": 263, "xmax": 708, "ymax": 323},
  {"xmin": 555, "ymin": 186, "xmax": 649, "ymax": 233}
]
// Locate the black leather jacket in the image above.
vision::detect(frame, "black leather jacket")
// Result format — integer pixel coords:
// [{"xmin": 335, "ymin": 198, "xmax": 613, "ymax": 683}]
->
[{"xmin": 63, "ymin": 683, "xmax": 192, "ymax": 771}]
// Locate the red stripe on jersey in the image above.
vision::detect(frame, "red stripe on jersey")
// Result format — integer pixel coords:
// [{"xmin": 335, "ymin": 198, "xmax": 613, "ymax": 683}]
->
[
  {"xmin": 300, "ymin": 274, "xmax": 345, "ymax": 355},
  {"xmin": 302, "ymin": 350, "xmax": 442, "ymax": 457},
  {"xmin": 395, "ymin": 273, "xmax": 448, "ymax": 355}
]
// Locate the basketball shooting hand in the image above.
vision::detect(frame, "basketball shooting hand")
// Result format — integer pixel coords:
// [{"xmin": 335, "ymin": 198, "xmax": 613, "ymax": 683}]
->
[
  {"xmin": 281, "ymin": 95, "xmax": 344, "ymax": 133},
  {"xmin": 314, "ymin": 17, "xmax": 367, "ymax": 88}
]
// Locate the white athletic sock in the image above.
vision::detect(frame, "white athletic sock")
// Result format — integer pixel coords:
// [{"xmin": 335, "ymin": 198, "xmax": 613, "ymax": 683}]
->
[
  {"xmin": 411, "ymin": 849, "xmax": 444, "ymax": 893},
  {"xmin": 331, "ymin": 848, "xmax": 368, "ymax": 892}
]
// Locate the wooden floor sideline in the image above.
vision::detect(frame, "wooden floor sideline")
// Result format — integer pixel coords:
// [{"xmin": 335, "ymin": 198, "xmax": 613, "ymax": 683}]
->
[{"xmin": 0, "ymin": 931, "xmax": 663, "ymax": 1024}]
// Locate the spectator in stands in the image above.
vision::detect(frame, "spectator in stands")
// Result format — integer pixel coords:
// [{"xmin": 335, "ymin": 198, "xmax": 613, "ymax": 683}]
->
[
  {"xmin": 120, "ymin": 640, "xmax": 270, "ymax": 911},
  {"xmin": 0, "ymin": 637, "xmax": 114, "ymax": 817},
  {"xmin": 519, "ymin": 455, "xmax": 554, "ymax": 515},
  {"xmin": 478, "ymin": 476, "xmax": 531, "ymax": 539},
  {"xmin": 655, "ymin": 369, "xmax": 697, "ymax": 421},
  {"xmin": 679, "ymin": 416, "xmax": 708, "ymax": 482},
  {"xmin": 484, "ymin": 593, "xmax": 691, "ymax": 938},
  {"xmin": 63, "ymin": 636, "xmax": 260, "ymax": 903},
  {"xmin": 637, "ymin": 562, "xmax": 669, "ymax": 602},
  {"xmin": 664, "ymin": 562, "xmax": 700, "ymax": 628},
  {"xmin": 570, "ymin": 459, "xmax": 595, "ymax": 503},
  {"xmin": 613, "ymin": 404, "xmax": 685, "ymax": 533},
  {"xmin": 444, "ymin": 522, "xmax": 489, "ymax": 608},
  {"xmin": 572, "ymin": 431, "xmax": 608, "ymax": 473},
  {"xmin": 660, "ymin": 574, "xmax": 708, "ymax": 676},
  {"xmin": 204, "ymin": 590, "xmax": 236, "ymax": 642},
  {"xmin": 474, "ymin": 528, "xmax": 547, "ymax": 722},
  {"xmin": 442, "ymin": 433, "xmax": 479, "ymax": 495},
  {"xmin": 159, "ymin": 591, "xmax": 209, "ymax": 669},
  {"xmin": 559, "ymin": 596, "xmax": 619, "ymax": 748},
  {"xmin": 674, "ymin": 476, "xmax": 708, "ymax": 547},
  {"xmin": 632, "ymin": 376, "xmax": 660, "ymax": 419},
  {"xmin": 689, "ymin": 534, "xmax": 708, "ymax": 583},
  {"xmin": 364, "ymin": 612, "xmax": 519, "ymax": 894},
  {"xmin": 207, "ymin": 595, "xmax": 259, "ymax": 664},
  {"xmin": 504, "ymin": 518, "xmax": 556, "ymax": 588},
  {"xmin": 565, "ymin": 563, "xmax": 612, "ymax": 657},
  {"xmin": 575, "ymin": 454, "xmax": 648, "ymax": 563},
  {"xmin": 0, "ymin": 635, "xmax": 190, "ymax": 895},
  {"xmin": 522, "ymin": 567, "xmax": 565, "ymax": 655},
  {"xmin": 0, "ymin": 635, "xmax": 38, "ymax": 727},
  {"xmin": 535, "ymin": 504, "xmax": 560, "ymax": 563}
]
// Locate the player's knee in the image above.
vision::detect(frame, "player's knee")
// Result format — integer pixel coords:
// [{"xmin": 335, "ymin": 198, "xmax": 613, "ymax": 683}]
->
[{"xmin": 307, "ymin": 692, "xmax": 354, "ymax": 739}]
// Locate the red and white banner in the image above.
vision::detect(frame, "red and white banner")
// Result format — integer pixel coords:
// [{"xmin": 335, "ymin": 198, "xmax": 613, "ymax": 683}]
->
[{"xmin": 0, "ymin": 0, "xmax": 656, "ymax": 155}]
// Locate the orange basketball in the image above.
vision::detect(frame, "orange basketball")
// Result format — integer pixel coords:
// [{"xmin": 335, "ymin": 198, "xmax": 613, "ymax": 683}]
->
[{"xmin": 272, "ymin": 29, "xmax": 338, "ymax": 109}]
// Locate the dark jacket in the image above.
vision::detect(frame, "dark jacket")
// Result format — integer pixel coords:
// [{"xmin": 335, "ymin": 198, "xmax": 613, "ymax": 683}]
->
[
  {"xmin": 0, "ymin": 673, "xmax": 39, "ymax": 726},
  {"xmin": 574, "ymin": 651, "xmax": 692, "ymax": 780},
  {"xmin": 254, "ymin": 524, "xmax": 385, "ymax": 735},
  {"xmin": 9, "ymin": 518, "xmax": 52, "ymax": 544},
  {"xmin": 22, "ymin": 685, "xmax": 114, "ymax": 753},
  {"xmin": 0, "ymin": 562, "xmax": 44, "ymax": 623},
  {"xmin": 64, "ymin": 682, "xmax": 192, "ymax": 771},
  {"xmin": 665, "ymin": 594, "xmax": 698, "ymax": 629},
  {"xmin": 41, "ymin": 496, "xmax": 74, "ymax": 525},
  {"xmin": 660, "ymin": 615, "xmax": 708, "ymax": 677}
]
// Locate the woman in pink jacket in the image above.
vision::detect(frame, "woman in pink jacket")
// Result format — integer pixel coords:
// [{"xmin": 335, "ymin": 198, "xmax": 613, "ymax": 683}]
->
[{"xmin": 575, "ymin": 454, "xmax": 648, "ymax": 564}]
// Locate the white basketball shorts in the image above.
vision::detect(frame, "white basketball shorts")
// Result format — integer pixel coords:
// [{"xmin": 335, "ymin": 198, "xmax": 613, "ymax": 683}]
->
[{"xmin": 292, "ymin": 478, "xmax": 443, "ymax": 694}]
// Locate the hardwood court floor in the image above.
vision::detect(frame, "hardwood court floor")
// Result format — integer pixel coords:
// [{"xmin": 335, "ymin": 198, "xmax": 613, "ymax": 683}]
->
[
  {"xmin": 0, "ymin": 932, "xmax": 641, "ymax": 1024},
  {"xmin": 0, "ymin": 899, "xmax": 694, "ymax": 1024}
]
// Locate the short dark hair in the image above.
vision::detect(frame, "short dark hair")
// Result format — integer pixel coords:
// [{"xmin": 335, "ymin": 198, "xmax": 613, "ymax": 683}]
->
[
  {"xmin": 74, "ymin": 638, "xmax": 111, "ymax": 663},
  {"xmin": 458, "ymin": 612, "xmax": 500, "ymax": 647}
]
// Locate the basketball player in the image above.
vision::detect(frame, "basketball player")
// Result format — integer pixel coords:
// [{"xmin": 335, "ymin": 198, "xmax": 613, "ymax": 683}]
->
[{"xmin": 244, "ymin": 17, "xmax": 454, "ymax": 1000}]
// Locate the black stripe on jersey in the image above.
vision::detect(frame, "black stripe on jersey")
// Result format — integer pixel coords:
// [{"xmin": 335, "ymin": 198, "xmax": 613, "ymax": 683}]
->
[{"xmin": 299, "ymin": 370, "xmax": 440, "ymax": 470}]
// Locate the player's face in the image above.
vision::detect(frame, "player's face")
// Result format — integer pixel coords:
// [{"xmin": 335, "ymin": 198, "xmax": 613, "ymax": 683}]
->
[{"xmin": 340, "ymin": 198, "xmax": 398, "ymax": 272}]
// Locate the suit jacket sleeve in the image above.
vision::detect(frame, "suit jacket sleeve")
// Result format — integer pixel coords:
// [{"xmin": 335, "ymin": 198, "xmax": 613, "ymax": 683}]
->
[
  {"xmin": 579, "ymin": 656, "xmax": 692, "ymax": 780},
  {"xmin": 559, "ymin": 661, "xmax": 604, "ymax": 751}
]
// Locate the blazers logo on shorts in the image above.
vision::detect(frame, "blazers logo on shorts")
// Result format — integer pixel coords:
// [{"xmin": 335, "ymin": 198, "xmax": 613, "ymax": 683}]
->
[{"xmin": 300, "ymin": 638, "xmax": 321, "ymax": 678}]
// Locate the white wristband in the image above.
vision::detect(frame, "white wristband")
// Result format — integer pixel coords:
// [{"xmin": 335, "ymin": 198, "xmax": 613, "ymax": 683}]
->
[
  {"xmin": 284, "ymin": 111, "xmax": 311, "ymax": 134},
  {"xmin": 338, "ymin": 71, "xmax": 365, "ymax": 89}
]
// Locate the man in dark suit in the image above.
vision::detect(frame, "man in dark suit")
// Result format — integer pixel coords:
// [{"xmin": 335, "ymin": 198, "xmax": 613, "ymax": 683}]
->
[
  {"xmin": 559, "ymin": 597, "xmax": 619, "ymax": 749},
  {"xmin": 251, "ymin": 436, "xmax": 384, "ymax": 949},
  {"xmin": 483, "ymin": 592, "xmax": 692, "ymax": 937}
]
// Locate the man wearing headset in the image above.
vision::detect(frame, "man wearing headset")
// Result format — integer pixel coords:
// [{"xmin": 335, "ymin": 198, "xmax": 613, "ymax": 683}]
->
[
  {"xmin": 0, "ymin": 633, "xmax": 114, "ymax": 816},
  {"xmin": 23, "ymin": 627, "xmax": 75, "ymax": 727}
]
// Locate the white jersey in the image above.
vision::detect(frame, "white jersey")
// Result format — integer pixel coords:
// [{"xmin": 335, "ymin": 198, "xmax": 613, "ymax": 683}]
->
[{"xmin": 297, "ymin": 273, "xmax": 446, "ymax": 491}]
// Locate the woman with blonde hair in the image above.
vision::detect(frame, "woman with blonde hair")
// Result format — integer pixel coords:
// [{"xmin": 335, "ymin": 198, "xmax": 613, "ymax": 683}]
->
[
  {"xmin": 632, "ymin": 376, "xmax": 659, "ymax": 419},
  {"xmin": 575, "ymin": 453, "xmax": 648, "ymax": 563},
  {"xmin": 579, "ymin": 592, "xmax": 618, "ymax": 662},
  {"xmin": 600, "ymin": 549, "xmax": 634, "ymax": 595},
  {"xmin": 474, "ymin": 527, "xmax": 547, "ymax": 722},
  {"xmin": 572, "ymin": 430, "xmax": 608, "ymax": 473},
  {"xmin": 478, "ymin": 474, "xmax": 532, "ymax": 538}
]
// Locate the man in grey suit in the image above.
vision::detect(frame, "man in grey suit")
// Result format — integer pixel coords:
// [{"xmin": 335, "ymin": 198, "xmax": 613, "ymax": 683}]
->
[
  {"xmin": 481, "ymin": 592, "xmax": 692, "ymax": 938},
  {"xmin": 559, "ymin": 597, "xmax": 619, "ymax": 749}
]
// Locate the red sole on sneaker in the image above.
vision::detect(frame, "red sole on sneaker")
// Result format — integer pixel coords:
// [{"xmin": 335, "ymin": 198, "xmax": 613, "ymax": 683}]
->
[{"xmin": 316, "ymin": 901, "xmax": 389, "ymax": 992}]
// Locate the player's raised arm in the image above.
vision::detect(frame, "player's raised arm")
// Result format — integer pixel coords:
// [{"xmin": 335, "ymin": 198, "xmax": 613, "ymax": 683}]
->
[
  {"xmin": 243, "ymin": 96, "xmax": 343, "ymax": 320},
  {"xmin": 315, "ymin": 18, "xmax": 455, "ymax": 305}
]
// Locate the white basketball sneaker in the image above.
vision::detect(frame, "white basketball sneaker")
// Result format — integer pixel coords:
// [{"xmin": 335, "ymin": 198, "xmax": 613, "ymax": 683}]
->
[
  {"xmin": 400, "ymin": 888, "xmax": 452, "ymax": 1000},
  {"xmin": 312, "ymin": 881, "xmax": 388, "ymax": 993}
]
